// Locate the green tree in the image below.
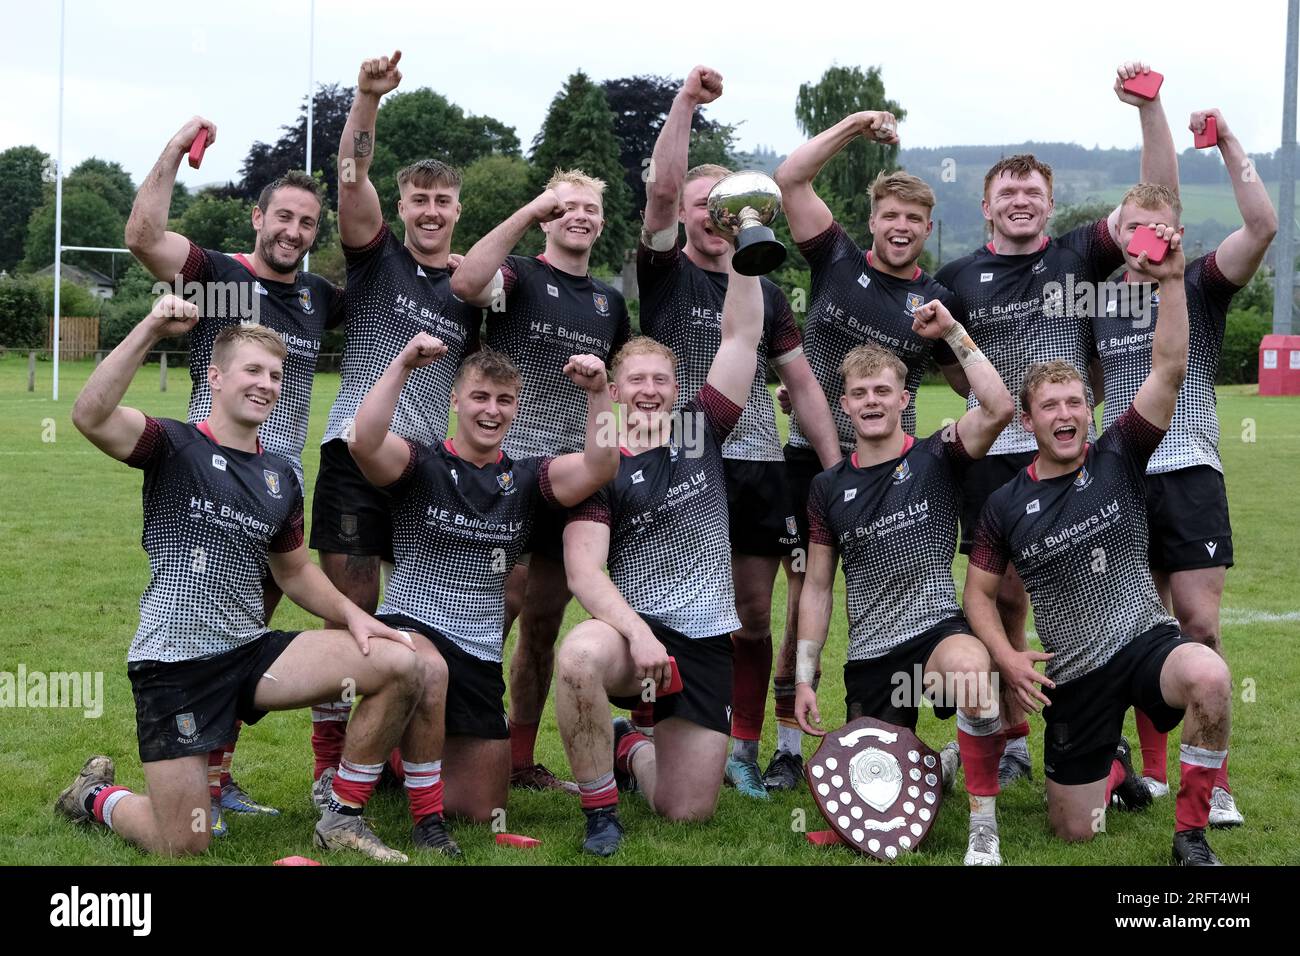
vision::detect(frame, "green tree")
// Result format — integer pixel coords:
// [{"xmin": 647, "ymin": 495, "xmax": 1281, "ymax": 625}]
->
[
  {"xmin": 794, "ymin": 65, "xmax": 905, "ymax": 238},
  {"xmin": 168, "ymin": 182, "xmax": 193, "ymax": 220},
  {"xmin": 0, "ymin": 146, "xmax": 50, "ymax": 273},
  {"xmin": 174, "ymin": 194, "xmax": 256, "ymax": 252},
  {"xmin": 531, "ymin": 71, "xmax": 635, "ymax": 274},
  {"xmin": 1049, "ymin": 200, "xmax": 1114, "ymax": 239},
  {"xmin": 22, "ymin": 189, "xmax": 124, "ymax": 273},
  {"xmin": 0, "ymin": 276, "xmax": 45, "ymax": 347},
  {"xmin": 455, "ymin": 154, "xmax": 539, "ymax": 255},
  {"xmin": 66, "ymin": 158, "xmax": 136, "ymax": 219}
]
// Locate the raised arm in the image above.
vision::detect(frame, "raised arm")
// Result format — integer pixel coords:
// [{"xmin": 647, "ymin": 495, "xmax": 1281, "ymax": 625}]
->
[
  {"xmin": 912, "ymin": 299, "xmax": 1013, "ymax": 458},
  {"xmin": 338, "ymin": 51, "xmax": 402, "ymax": 247},
  {"xmin": 125, "ymin": 117, "xmax": 217, "ymax": 280},
  {"xmin": 774, "ymin": 110, "xmax": 898, "ymax": 243},
  {"xmin": 350, "ymin": 332, "xmax": 446, "ymax": 486},
  {"xmin": 71, "ymin": 295, "xmax": 198, "ymax": 460},
  {"xmin": 564, "ymin": 518, "xmax": 672, "ymax": 689},
  {"xmin": 450, "ymin": 190, "xmax": 564, "ymax": 303},
  {"xmin": 704, "ymin": 262, "xmax": 762, "ymax": 407},
  {"xmin": 1198, "ymin": 110, "xmax": 1279, "ymax": 285},
  {"xmin": 1131, "ymin": 226, "xmax": 1188, "ymax": 430},
  {"xmin": 547, "ymin": 355, "xmax": 620, "ymax": 504},
  {"xmin": 792, "ymin": 540, "xmax": 836, "ymax": 736},
  {"xmin": 644, "ymin": 66, "xmax": 722, "ymax": 236},
  {"xmin": 1110, "ymin": 61, "xmax": 1178, "ymax": 241}
]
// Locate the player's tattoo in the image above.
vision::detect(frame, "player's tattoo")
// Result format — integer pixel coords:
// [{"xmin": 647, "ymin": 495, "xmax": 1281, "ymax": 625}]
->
[{"xmin": 353, "ymin": 131, "xmax": 373, "ymax": 158}]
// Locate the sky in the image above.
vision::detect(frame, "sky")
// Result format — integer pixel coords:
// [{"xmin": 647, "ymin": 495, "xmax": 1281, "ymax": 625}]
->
[{"xmin": 0, "ymin": 0, "xmax": 1295, "ymax": 190}]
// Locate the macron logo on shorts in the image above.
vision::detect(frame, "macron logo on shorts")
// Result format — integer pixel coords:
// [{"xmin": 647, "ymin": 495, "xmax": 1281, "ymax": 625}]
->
[{"xmin": 1206, "ymin": 541, "xmax": 1218, "ymax": 557}]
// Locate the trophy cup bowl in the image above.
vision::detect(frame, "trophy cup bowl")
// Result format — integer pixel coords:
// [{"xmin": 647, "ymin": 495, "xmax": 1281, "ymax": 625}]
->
[{"xmin": 707, "ymin": 170, "xmax": 787, "ymax": 276}]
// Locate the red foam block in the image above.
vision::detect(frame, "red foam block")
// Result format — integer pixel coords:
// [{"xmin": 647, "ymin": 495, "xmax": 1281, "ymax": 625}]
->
[
  {"xmin": 806, "ymin": 830, "xmax": 844, "ymax": 846},
  {"xmin": 495, "ymin": 833, "xmax": 541, "ymax": 849},
  {"xmin": 273, "ymin": 855, "xmax": 322, "ymax": 866}
]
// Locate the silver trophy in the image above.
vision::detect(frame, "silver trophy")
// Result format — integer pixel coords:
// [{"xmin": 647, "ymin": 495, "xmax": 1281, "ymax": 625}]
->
[{"xmin": 707, "ymin": 171, "xmax": 787, "ymax": 276}]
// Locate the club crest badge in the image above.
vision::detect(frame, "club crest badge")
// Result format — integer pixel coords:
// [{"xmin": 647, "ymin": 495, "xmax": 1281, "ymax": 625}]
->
[
  {"xmin": 786, "ymin": 515, "xmax": 799, "ymax": 536},
  {"xmin": 1073, "ymin": 466, "xmax": 1092, "ymax": 490},
  {"xmin": 905, "ymin": 293, "xmax": 924, "ymax": 315},
  {"xmin": 176, "ymin": 712, "xmax": 197, "ymax": 740},
  {"xmin": 893, "ymin": 459, "xmax": 912, "ymax": 484},
  {"xmin": 264, "ymin": 469, "xmax": 282, "ymax": 497},
  {"xmin": 497, "ymin": 470, "xmax": 515, "ymax": 493},
  {"xmin": 340, "ymin": 514, "xmax": 358, "ymax": 538},
  {"xmin": 593, "ymin": 292, "xmax": 610, "ymax": 315},
  {"xmin": 298, "ymin": 287, "xmax": 314, "ymax": 314}
]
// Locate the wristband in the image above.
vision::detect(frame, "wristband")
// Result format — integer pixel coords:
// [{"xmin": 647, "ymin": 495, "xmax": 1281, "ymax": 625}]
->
[
  {"xmin": 795, "ymin": 640, "xmax": 821, "ymax": 686},
  {"xmin": 943, "ymin": 321, "xmax": 988, "ymax": 369}
]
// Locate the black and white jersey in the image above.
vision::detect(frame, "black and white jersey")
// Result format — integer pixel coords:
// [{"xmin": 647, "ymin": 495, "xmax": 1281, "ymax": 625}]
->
[
  {"xmin": 483, "ymin": 255, "xmax": 630, "ymax": 459},
  {"xmin": 124, "ymin": 418, "xmax": 305, "ymax": 663},
  {"xmin": 1093, "ymin": 252, "xmax": 1240, "ymax": 475},
  {"xmin": 936, "ymin": 220, "xmax": 1123, "ymax": 456},
  {"xmin": 808, "ymin": 429, "xmax": 974, "ymax": 661},
  {"xmin": 568, "ymin": 386, "xmax": 742, "ymax": 639},
  {"xmin": 322, "ymin": 224, "xmax": 481, "ymax": 446},
  {"xmin": 179, "ymin": 243, "xmax": 344, "ymax": 482},
  {"xmin": 970, "ymin": 407, "xmax": 1177, "ymax": 683},
  {"xmin": 791, "ymin": 222, "xmax": 957, "ymax": 451},
  {"xmin": 637, "ymin": 241, "xmax": 802, "ymax": 462},
  {"xmin": 379, "ymin": 439, "xmax": 558, "ymax": 663}
]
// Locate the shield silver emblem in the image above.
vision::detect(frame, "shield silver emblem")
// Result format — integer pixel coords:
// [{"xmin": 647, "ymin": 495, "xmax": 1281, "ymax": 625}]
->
[
  {"xmin": 176, "ymin": 712, "xmax": 197, "ymax": 739},
  {"xmin": 805, "ymin": 716, "xmax": 942, "ymax": 861},
  {"xmin": 340, "ymin": 514, "xmax": 358, "ymax": 538}
]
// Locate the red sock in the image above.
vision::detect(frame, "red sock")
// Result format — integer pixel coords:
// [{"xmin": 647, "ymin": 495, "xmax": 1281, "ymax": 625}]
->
[
  {"xmin": 1176, "ymin": 761, "xmax": 1219, "ymax": 832},
  {"xmin": 578, "ymin": 771, "xmax": 618, "ymax": 811},
  {"xmin": 217, "ymin": 721, "xmax": 241, "ymax": 788},
  {"xmin": 615, "ymin": 728, "xmax": 651, "ymax": 779},
  {"xmin": 510, "ymin": 721, "xmax": 540, "ymax": 771},
  {"xmin": 402, "ymin": 760, "xmax": 444, "ymax": 821},
  {"xmin": 631, "ymin": 699, "xmax": 656, "ymax": 735},
  {"xmin": 1215, "ymin": 754, "xmax": 1230, "ymax": 793},
  {"xmin": 388, "ymin": 749, "xmax": 405, "ymax": 781},
  {"xmin": 1005, "ymin": 720, "xmax": 1030, "ymax": 740},
  {"xmin": 730, "ymin": 635, "xmax": 772, "ymax": 741},
  {"xmin": 330, "ymin": 757, "xmax": 382, "ymax": 810},
  {"xmin": 310, "ymin": 715, "xmax": 349, "ymax": 781},
  {"xmin": 92, "ymin": 785, "xmax": 131, "ymax": 824},
  {"xmin": 1104, "ymin": 758, "xmax": 1127, "ymax": 803},
  {"xmin": 773, "ymin": 676, "xmax": 797, "ymax": 727},
  {"xmin": 1135, "ymin": 709, "xmax": 1167, "ymax": 783},
  {"xmin": 957, "ymin": 729, "xmax": 1004, "ymax": 797},
  {"xmin": 207, "ymin": 748, "xmax": 224, "ymax": 801}
]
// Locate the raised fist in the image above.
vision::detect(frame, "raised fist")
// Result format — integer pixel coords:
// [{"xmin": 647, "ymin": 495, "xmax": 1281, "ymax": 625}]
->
[
  {"xmin": 683, "ymin": 66, "xmax": 723, "ymax": 105},
  {"xmin": 359, "ymin": 50, "xmax": 403, "ymax": 96}
]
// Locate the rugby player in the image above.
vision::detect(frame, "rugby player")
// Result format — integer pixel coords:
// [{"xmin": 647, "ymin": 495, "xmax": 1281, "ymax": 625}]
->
[
  {"xmin": 126, "ymin": 118, "xmax": 346, "ymax": 826},
  {"xmin": 770, "ymin": 113, "xmax": 964, "ymax": 790},
  {"xmin": 793, "ymin": 300, "xmax": 1014, "ymax": 864},
  {"xmin": 1093, "ymin": 109, "xmax": 1276, "ymax": 822},
  {"xmin": 58, "ymin": 297, "xmax": 435, "ymax": 863},
  {"xmin": 554, "ymin": 259, "xmax": 763, "ymax": 856},
  {"xmin": 639, "ymin": 66, "xmax": 841, "ymax": 797},
  {"xmin": 348, "ymin": 334, "xmax": 618, "ymax": 825},
  {"xmin": 966, "ymin": 226, "xmax": 1234, "ymax": 865},
  {"xmin": 451, "ymin": 171, "xmax": 631, "ymax": 791},
  {"xmin": 309, "ymin": 51, "xmax": 488, "ymax": 798},
  {"xmin": 934, "ymin": 62, "xmax": 1179, "ymax": 784}
]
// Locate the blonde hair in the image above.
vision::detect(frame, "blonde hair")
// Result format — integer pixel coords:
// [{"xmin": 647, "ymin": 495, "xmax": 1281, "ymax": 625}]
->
[
  {"xmin": 841, "ymin": 343, "xmax": 907, "ymax": 387},
  {"xmin": 869, "ymin": 171, "xmax": 935, "ymax": 216},
  {"xmin": 1019, "ymin": 360, "xmax": 1084, "ymax": 411},
  {"xmin": 1120, "ymin": 182, "xmax": 1182, "ymax": 224},
  {"xmin": 212, "ymin": 323, "xmax": 287, "ymax": 369},
  {"xmin": 455, "ymin": 348, "xmax": 522, "ymax": 392},
  {"xmin": 545, "ymin": 168, "xmax": 607, "ymax": 198},
  {"xmin": 611, "ymin": 336, "xmax": 676, "ymax": 375},
  {"xmin": 684, "ymin": 163, "xmax": 731, "ymax": 187}
]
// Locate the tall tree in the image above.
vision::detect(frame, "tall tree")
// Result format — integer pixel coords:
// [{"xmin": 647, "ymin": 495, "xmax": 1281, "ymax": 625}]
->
[
  {"xmin": 66, "ymin": 158, "xmax": 136, "ymax": 219},
  {"xmin": 173, "ymin": 193, "xmax": 256, "ymax": 253},
  {"xmin": 239, "ymin": 83, "xmax": 354, "ymax": 206},
  {"xmin": 531, "ymin": 71, "xmax": 634, "ymax": 273},
  {"xmin": 0, "ymin": 145, "xmax": 49, "ymax": 273},
  {"xmin": 22, "ymin": 189, "xmax": 124, "ymax": 273},
  {"xmin": 794, "ymin": 65, "xmax": 905, "ymax": 237},
  {"xmin": 600, "ymin": 74, "xmax": 736, "ymax": 216},
  {"xmin": 456, "ymin": 154, "xmax": 539, "ymax": 255}
]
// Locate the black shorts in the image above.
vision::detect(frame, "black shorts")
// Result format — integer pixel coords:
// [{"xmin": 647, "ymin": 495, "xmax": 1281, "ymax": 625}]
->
[
  {"xmin": 524, "ymin": 500, "xmax": 567, "ymax": 561},
  {"xmin": 959, "ymin": 451, "xmax": 1036, "ymax": 554},
  {"xmin": 1146, "ymin": 466, "xmax": 1234, "ymax": 572},
  {"xmin": 310, "ymin": 438, "xmax": 393, "ymax": 560},
  {"xmin": 724, "ymin": 458, "xmax": 801, "ymax": 557},
  {"xmin": 378, "ymin": 614, "xmax": 509, "ymax": 740},
  {"xmin": 783, "ymin": 442, "xmax": 827, "ymax": 545},
  {"xmin": 128, "ymin": 630, "xmax": 299, "ymax": 763},
  {"xmin": 1042, "ymin": 623, "xmax": 1188, "ymax": 785},
  {"xmin": 843, "ymin": 615, "xmax": 971, "ymax": 730},
  {"xmin": 611, "ymin": 619, "xmax": 734, "ymax": 735}
]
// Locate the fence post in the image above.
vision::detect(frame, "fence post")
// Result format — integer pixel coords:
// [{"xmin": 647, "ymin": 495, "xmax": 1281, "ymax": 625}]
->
[
  {"xmin": 160, "ymin": 352, "xmax": 167, "ymax": 392},
  {"xmin": 95, "ymin": 350, "xmax": 105, "ymax": 366},
  {"xmin": 28, "ymin": 351, "xmax": 36, "ymax": 392}
]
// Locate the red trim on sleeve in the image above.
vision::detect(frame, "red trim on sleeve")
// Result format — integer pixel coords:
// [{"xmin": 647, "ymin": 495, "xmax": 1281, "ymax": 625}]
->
[
  {"xmin": 269, "ymin": 502, "xmax": 305, "ymax": 553},
  {"xmin": 1201, "ymin": 250, "xmax": 1242, "ymax": 294},
  {"xmin": 969, "ymin": 511, "xmax": 1009, "ymax": 576},
  {"xmin": 537, "ymin": 457, "xmax": 558, "ymax": 507},
  {"xmin": 696, "ymin": 383, "xmax": 743, "ymax": 438},
  {"xmin": 566, "ymin": 494, "xmax": 611, "ymax": 527},
  {"xmin": 125, "ymin": 416, "xmax": 166, "ymax": 469},
  {"xmin": 1092, "ymin": 216, "xmax": 1121, "ymax": 262},
  {"xmin": 342, "ymin": 223, "xmax": 389, "ymax": 259},
  {"xmin": 180, "ymin": 241, "xmax": 212, "ymax": 284},
  {"xmin": 1114, "ymin": 405, "xmax": 1167, "ymax": 458},
  {"xmin": 769, "ymin": 297, "xmax": 803, "ymax": 358},
  {"xmin": 795, "ymin": 221, "xmax": 845, "ymax": 265},
  {"xmin": 806, "ymin": 478, "xmax": 833, "ymax": 547}
]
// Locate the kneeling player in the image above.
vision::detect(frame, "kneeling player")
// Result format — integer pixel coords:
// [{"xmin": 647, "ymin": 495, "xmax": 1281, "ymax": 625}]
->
[
  {"xmin": 793, "ymin": 303, "xmax": 1015, "ymax": 864},
  {"xmin": 965, "ymin": 228, "xmax": 1233, "ymax": 865},
  {"xmin": 347, "ymin": 335, "xmax": 618, "ymax": 832},
  {"xmin": 59, "ymin": 298, "xmax": 435, "ymax": 862},
  {"xmin": 554, "ymin": 261, "xmax": 764, "ymax": 856}
]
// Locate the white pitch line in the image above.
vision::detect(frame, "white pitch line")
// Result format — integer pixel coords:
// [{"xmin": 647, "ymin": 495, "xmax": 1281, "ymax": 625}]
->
[{"xmin": 1220, "ymin": 609, "xmax": 1300, "ymax": 625}]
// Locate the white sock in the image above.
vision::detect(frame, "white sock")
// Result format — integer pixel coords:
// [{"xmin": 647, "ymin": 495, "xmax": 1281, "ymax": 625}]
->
[
  {"xmin": 777, "ymin": 725, "xmax": 802, "ymax": 755},
  {"xmin": 731, "ymin": 738, "xmax": 758, "ymax": 763}
]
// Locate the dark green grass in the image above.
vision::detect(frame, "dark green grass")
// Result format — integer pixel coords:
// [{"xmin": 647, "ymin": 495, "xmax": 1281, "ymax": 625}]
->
[{"xmin": 1, "ymin": 355, "xmax": 1296, "ymax": 865}]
